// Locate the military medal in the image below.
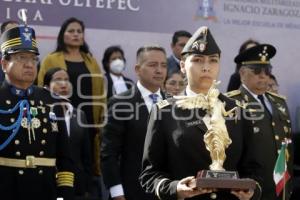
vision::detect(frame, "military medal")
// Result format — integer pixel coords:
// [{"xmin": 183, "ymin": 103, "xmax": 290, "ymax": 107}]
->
[
  {"xmin": 30, "ymin": 107, "xmax": 40, "ymax": 141},
  {"xmin": 20, "ymin": 108, "xmax": 32, "ymax": 144}
]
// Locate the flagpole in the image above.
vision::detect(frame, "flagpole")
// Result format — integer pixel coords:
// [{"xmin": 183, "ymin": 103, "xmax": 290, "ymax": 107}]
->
[{"xmin": 282, "ymin": 138, "xmax": 289, "ymax": 200}]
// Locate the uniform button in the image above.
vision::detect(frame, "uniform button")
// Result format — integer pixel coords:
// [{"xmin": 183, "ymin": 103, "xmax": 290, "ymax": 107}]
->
[
  {"xmin": 39, "ymin": 170, "xmax": 43, "ymax": 175},
  {"xmin": 18, "ymin": 170, "xmax": 24, "ymax": 175},
  {"xmin": 14, "ymin": 140, "xmax": 20, "ymax": 145},
  {"xmin": 43, "ymin": 118, "xmax": 48, "ymax": 123},
  {"xmin": 43, "ymin": 128, "xmax": 47, "ymax": 134},
  {"xmin": 272, "ymin": 122, "xmax": 275, "ymax": 126},
  {"xmin": 210, "ymin": 192, "xmax": 217, "ymax": 199},
  {"xmin": 275, "ymin": 135, "xmax": 280, "ymax": 140},
  {"xmin": 10, "ymin": 118, "xmax": 15, "ymax": 123},
  {"xmin": 6, "ymin": 100, "xmax": 11, "ymax": 105},
  {"xmin": 41, "ymin": 140, "xmax": 46, "ymax": 145},
  {"xmin": 39, "ymin": 151, "xmax": 44, "ymax": 156},
  {"xmin": 15, "ymin": 151, "xmax": 21, "ymax": 156}
]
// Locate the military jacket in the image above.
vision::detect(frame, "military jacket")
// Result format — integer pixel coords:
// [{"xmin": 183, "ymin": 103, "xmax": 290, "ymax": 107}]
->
[
  {"xmin": 0, "ymin": 82, "xmax": 74, "ymax": 200},
  {"xmin": 140, "ymin": 93, "xmax": 263, "ymax": 200},
  {"xmin": 226, "ymin": 86, "xmax": 293, "ymax": 200}
]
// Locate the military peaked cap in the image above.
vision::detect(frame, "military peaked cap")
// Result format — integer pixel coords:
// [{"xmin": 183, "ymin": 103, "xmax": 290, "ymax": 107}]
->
[
  {"xmin": 234, "ymin": 44, "xmax": 276, "ymax": 67},
  {"xmin": 181, "ymin": 26, "xmax": 221, "ymax": 56},
  {"xmin": 0, "ymin": 25, "xmax": 39, "ymax": 56}
]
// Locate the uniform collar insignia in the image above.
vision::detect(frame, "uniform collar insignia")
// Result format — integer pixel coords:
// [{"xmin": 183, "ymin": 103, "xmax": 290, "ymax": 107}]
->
[{"xmin": 9, "ymin": 84, "xmax": 34, "ymax": 97}]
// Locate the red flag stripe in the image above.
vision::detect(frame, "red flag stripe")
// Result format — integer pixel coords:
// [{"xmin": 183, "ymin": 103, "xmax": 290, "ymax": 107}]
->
[{"xmin": 275, "ymin": 171, "xmax": 291, "ymax": 196}]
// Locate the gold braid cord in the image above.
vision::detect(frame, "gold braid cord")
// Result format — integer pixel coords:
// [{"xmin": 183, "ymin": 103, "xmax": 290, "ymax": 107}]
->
[{"xmin": 175, "ymin": 81, "xmax": 236, "ymax": 171}]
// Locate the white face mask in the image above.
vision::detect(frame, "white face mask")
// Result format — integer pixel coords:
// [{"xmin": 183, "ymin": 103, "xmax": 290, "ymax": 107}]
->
[{"xmin": 110, "ymin": 59, "xmax": 125, "ymax": 74}]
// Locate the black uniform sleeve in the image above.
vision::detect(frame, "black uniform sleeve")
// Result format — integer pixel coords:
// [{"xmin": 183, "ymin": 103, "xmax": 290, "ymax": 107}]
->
[
  {"xmin": 53, "ymin": 103, "xmax": 75, "ymax": 200},
  {"xmin": 238, "ymin": 109, "xmax": 263, "ymax": 200},
  {"xmin": 101, "ymin": 97, "xmax": 127, "ymax": 188},
  {"xmin": 140, "ymin": 105, "xmax": 178, "ymax": 200},
  {"xmin": 80, "ymin": 110, "xmax": 93, "ymax": 193}
]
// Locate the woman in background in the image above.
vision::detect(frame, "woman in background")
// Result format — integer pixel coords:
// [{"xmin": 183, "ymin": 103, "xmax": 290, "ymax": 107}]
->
[
  {"xmin": 102, "ymin": 45, "xmax": 133, "ymax": 99},
  {"xmin": 43, "ymin": 68, "xmax": 93, "ymax": 199},
  {"xmin": 163, "ymin": 71, "xmax": 186, "ymax": 96},
  {"xmin": 38, "ymin": 17, "xmax": 105, "ymax": 198}
]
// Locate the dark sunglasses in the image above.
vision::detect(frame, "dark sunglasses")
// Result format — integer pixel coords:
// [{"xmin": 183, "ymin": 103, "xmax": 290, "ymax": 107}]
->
[{"xmin": 248, "ymin": 66, "xmax": 272, "ymax": 75}]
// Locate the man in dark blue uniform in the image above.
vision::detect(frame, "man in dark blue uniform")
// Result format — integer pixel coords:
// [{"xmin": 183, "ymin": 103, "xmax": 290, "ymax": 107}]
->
[
  {"xmin": 0, "ymin": 23, "xmax": 74, "ymax": 200},
  {"xmin": 140, "ymin": 26, "xmax": 263, "ymax": 200}
]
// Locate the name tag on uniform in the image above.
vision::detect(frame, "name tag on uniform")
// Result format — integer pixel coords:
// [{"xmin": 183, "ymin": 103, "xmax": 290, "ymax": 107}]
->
[{"xmin": 185, "ymin": 120, "xmax": 202, "ymax": 127}]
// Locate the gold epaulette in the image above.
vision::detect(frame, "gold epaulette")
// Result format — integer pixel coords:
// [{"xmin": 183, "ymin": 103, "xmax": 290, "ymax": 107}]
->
[
  {"xmin": 56, "ymin": 171, "xmax": 74, "ymax": 187},
  {"xmin": 266, "ymin": 91, "xmax": 287, "ymax": 100},
  {"xmin": 225, "ymin": 90, "xmax": 241, "ymax": 97},
  {"xmin": 156, "ymin": 99, "xmax": 170, "ymax": 109}
]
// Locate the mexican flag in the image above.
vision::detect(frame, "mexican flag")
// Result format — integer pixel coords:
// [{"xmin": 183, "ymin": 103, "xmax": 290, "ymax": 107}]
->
[{"xmin": 273, "ymin": 143, "xmax": 290, "ymax": 196}]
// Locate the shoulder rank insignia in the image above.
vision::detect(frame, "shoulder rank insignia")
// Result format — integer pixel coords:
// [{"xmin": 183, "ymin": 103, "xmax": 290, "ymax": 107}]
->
[
  {"xmin": 235, "ymin": 100, "xmax": 247, "ymax": 109},
  {"xmin": 266, "ymin": 91, "xmax": 287, "ymax": 100},
  {"xmin": 156, "ymin": 100, "xmax": 170, "ymax": 109},
  {"xmin": 225, "ymin": 90, "xmax": 241, "ymax": 98}
]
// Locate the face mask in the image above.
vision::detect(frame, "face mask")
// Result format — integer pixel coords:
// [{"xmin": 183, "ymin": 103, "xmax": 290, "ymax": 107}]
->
[{"xmin": 110, "ymin": 59, "xmax": 125, "ymax": 74}]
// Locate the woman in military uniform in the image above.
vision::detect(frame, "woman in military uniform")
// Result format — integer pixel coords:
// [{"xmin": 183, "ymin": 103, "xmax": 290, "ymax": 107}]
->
[{"xmin": 139, "ymin": 27, "xmax": 263, "ymax": 200}]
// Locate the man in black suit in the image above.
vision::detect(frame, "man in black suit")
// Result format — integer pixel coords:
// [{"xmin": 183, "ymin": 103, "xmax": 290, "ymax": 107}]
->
[
  {"xmin": 43, "ymin": 67, "xmax": 94, "ymax": 199},
  {"xmin": 167, "ymin": 30, "xmax": 191, "ymax": 74},
  {"xmin": 140, "ymin": 26, "xmax": 263, "ymax": 200},
  {"xmin": 226, "ymin": 44, "xmax": 293, "ymax": 200},
  {"xmin": 101, "ymin": 45, "xmax": 167, "ymax": 200}
]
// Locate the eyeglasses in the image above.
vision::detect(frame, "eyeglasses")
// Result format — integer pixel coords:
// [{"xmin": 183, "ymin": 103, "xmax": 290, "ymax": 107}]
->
[
  {"xmin": 11, "ymin": 54, "xmax": 39, "ymax": 65},
  {"xmin": 248, "ymin": 66, "xmax": 271, "ymax": 75}
]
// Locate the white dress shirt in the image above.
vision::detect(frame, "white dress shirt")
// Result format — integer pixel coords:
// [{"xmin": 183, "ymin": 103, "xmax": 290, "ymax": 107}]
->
[
  {"xmin": 110, "ymin": 73, "xmax": 128, "ymax": 95},
  {"xmin": 64, "ymin": 102, "xmax": 73, "ymax": 137},
  {"xmin": 242, "ymin": 84, "xmax": 273, "ymax": 114},
  {"xmin": 137, "ymin": 81, "xmax": 162, "ymax": 112}
]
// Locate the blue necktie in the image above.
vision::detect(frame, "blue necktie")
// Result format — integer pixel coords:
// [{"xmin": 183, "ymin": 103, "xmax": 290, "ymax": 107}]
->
[{"xmin": 149, "ymin": 93, "xmax": 159, "ymax": 104}]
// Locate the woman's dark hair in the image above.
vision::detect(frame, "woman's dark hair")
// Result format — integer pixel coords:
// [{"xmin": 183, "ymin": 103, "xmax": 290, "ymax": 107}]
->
[
  {"xmin": 102, "ymin": 45, "xmax": 125, "ymax": 73},
  {"xmin": 43, "ymin": 67, "xmax": 66, "ymax": 87},
  {"xmin": 55, "ymin": 17, "xmax": 90, "ymax": 54},
  {"xmin": 235, "ymin": 39, "xmax": 260, "ymax": 72},
  {"xmin": 164, "ymin": 71, "xmax": 185, "ymax": 85}
]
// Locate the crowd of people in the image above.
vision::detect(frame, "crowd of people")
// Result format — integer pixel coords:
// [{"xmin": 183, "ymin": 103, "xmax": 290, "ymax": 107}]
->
[{"xmin": 0, "ymin": 17, "xmax": 298, "ymax": 200}]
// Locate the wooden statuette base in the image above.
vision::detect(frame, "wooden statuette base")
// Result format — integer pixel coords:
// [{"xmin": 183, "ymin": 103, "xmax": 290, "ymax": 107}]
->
[{"xmin": 189, "ymin": 170, "xmax": 256, "ymax": 190}]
